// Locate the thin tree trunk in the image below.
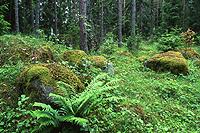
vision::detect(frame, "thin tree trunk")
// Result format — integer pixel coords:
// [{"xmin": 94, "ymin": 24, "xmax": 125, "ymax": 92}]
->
[
  {"xmin": 14, "ymin": 0, "xmax": 19, "ymax": 32},
  {"xmin": 30, "ymin": 0, "xmax": 34, "ymax": 32},
  {"xmin": 182, "ymin": 0, "xmax": 186, "ymax": 29},
  {"xmin": 35, "ymin": 0, "xmax": 40, "ymax": 35},
  {"xmin": 140, "ymin": 1, "xmax": 144, "ymax": 33},
  {"xmin": 100, "ymin": 0, "xmax": 104, "ymax": 41},
  {"xmin": 27, "ymin": 0, "xmax": 34, "ymax": 32},
  {"xmin": 79, "ymin": 0, "xmax": 88, "ymax": 52},
  {"xmin": 54, "ymin": 0, "xmax": 58, "ymax": 35},
  {"xmin": 131, "ymin": 0, "xmax": 136, "ymax": 36},
  {"xmin": 118, "ymin": 0, "xmax": 123, "ymax": 47}
]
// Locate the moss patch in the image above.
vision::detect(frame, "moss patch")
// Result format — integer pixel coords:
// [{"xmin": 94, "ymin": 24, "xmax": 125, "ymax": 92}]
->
[
  {"xmin": 34, "ymin": 46, "xmax": 55, "ymax": 63},
  {"xmin": 0, "ymin": 43, "xmax": 33, "ymax": 65},
  {"xmin": 62, "ymin": 50, "xmax": 87, "ymax": 65},
  {"xmin": 44, "ymin": 63, "xmax": 85, "ymax": 91},
  {"xmin": 88, "ymin": 56, "xmax": 107, "ymax": 69},
  {"xmin": 145, "ymin": 51, "xmax": 189, "ymax": 75},
  {"xmin": 16, "ymin": 64, "xmax": 84, "ymax": 103}
]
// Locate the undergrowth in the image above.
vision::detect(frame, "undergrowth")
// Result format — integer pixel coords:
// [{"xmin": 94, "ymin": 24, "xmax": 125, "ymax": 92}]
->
[{"xmin": 0, "ymin": 34, "xmax": 199, "ymax": 132}]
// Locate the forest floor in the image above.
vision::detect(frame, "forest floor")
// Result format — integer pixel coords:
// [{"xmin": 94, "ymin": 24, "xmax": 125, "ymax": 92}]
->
[
  {"xmin": 0, "ymin": 35, "xmax": 199, "ymax": 132},
  {"xmin": 111, "ymin": 42, "xmax": 200, "ymax": 132}
]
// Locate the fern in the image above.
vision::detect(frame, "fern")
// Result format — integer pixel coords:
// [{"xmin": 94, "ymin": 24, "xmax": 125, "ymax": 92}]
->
[
  {"xmin": 30, "ymin": 73, "xmax": 119, "ymax": 132},
  {"xmin": 31, "ymin": 102, "xmax": 60, "ymax": 128}
]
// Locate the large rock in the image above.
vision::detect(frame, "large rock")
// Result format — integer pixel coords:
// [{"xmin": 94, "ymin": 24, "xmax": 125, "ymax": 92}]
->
[
  {"xmin": 16, "ymin": 64, "xmax": 84, "ymax": 103},
  {"xmin": 144, "ymin": 51, "xmax": 189, "ymax": 75},
  {"xmin": 62, "ymin": 50, "xmax": 87, "ymax": 65},
  {"xmin": 88, "ymin": 56, "xmax": 107, "ymax": 69}
]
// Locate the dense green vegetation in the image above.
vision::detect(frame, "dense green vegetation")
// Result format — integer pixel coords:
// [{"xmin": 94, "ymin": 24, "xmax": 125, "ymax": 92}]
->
[
  {"xmin": 0, "ymin": 33, "xmax": 199, "ymax": 132},
  {"xmin": 1, "ymin": 0, "xmax": 200, "ymax": 132}
]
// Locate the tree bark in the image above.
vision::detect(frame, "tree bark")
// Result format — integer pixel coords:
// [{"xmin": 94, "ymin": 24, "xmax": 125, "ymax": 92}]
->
[
  {"xmin": 131, "ymin": 0, "xmax": 136, "ymax": 36},
  {"xmin": 14, "ymin": 0, "xmax": 19, "ymax": 32},
  {"xmin": 140, "ymin": 1, "xmax": 144, "ymax": 33},
  {"xmin": 79, "ymin": 0, "xmax": 88, "ymax": 52},
  {"xmin": 100, "ymin": 0, "xmax": 104, "ymax": 41},
  {"xmin": 35, "ymin": 0, "xmax": 40, "ymax": 35},
  {"xmin": 182, "ymin": 0, "xmax": 188, "ymax": 29},
  {"xmin": 54, "ymin": 0, "xmax": 58, "ymax": 35},
  {"xmin": 118, "ymin": 0, "xmax": 123, "ymax": 47}
]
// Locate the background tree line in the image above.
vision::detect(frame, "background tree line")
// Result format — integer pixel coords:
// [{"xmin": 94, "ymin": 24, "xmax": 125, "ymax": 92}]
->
[{"xmin": 1, "ymin": 0, "xmax": 200, "ymax": 51}]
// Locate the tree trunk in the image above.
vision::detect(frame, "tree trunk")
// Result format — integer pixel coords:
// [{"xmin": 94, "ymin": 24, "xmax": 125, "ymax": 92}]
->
[
  {"xmin": 79, "ymin": 0, "xmax": 88, "ymax": 52},
  {"xmin": 30, "ymin": 0, "xmax": 34, "ymax": 32},
  {"xmin": 131, "ymin": 0, "xmax": 136, "ymax": 36},
  {"xmin": 182, "ymin": 0, "xmax": 188, "ymax": 29},
  {"xmin": 54, "ymin": 0, "xmax": 58, "ymax": 35},
  {"xmin": 14, "ymin": 0, "xmax": 19, "ymax": 32},
  {"xmin": 118, "ymin": 0, "xmax": 123, "ymax": 47},
  {"xmin": 26, "ymin": 0, "xmax": 34, "ymax": 33},
  {"xmin": 100, "ymin": 0, "xmax": 104, "ymax": 41},
  {"xmin": 35, "ymin": 0, "xmax": 40, "ymax": 35},
  {"xmin": 140, "ymin": 1, "xmax": 144, "ymax": 33}
]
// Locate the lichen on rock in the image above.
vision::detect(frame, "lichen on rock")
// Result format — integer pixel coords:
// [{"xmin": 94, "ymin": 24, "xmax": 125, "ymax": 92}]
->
[{"xmin": 144, "ymin": 51, "xmax": 189, "ymax": 75}]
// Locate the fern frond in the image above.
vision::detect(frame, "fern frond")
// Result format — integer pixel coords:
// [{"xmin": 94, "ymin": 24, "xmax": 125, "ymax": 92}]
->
[
  {"xmin": 56, "ymin": 81, "xmax": 76, "ymax": 98},
  {"xmin": 59, "ymin": 115, "xmax": 88, "ymax": 127},
  {"xmin": 49, "ymin": 93, "xmax": 74, "ymax": 115},
  {"xmin": 72, "ymin": 74, "xmax": 119, "ymax": 116},
  {"xmin": 33, "ymin": 102, "xmax": 54, "ymax": 112}
]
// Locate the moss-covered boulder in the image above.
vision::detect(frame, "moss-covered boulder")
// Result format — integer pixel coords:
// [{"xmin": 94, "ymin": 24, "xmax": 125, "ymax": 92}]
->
[
  {"xmin": 16, "ymin": 64, "xmax": 84, "ymax": 103},
  {"xmin": 144, "ymin": 51, "xmax": 189, "ymax": 75},
  {"xmin": 44, "ymin": 64, "xmax": 84, "ymax": 91},
  {"xmin": 88, "ymin": 56, "xmax": 107, "ymax": 69},
  {"xmin": 63, "ymin": 50, "xmax": 87, "ymax": 65},
  {"xmin": 34, "ymin": 46, "xmax": 55, "ymax": 63},
  {"xmin": 179, "ymin": 48, "xmax": 200, "ymax": 59}
]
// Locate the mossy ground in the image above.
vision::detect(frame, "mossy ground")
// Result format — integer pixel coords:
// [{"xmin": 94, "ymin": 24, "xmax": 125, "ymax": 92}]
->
[
  {"xmin": 109, "ymin": 42, "xmax": 200, "ymax": 132},
  {"xmin": 0, "ymin": 35, "xmax": 199, "ymax": 132}
]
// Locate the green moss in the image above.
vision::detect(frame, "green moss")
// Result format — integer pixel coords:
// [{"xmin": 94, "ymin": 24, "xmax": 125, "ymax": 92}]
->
[
  {"xmin": 145, "ymin": 51, "xmax": 189, "ymax": 75},
  {"xmin": 179, "ymin": 48, "xmax": 200, "ymax": 59},
  {"xmin": 0, "ymin": 43, "xmax": 33, "ymax": 65},
  {"xmin": 16, "ymin": 64, "xmax": 84, "ymax": 102},
  {"xmin": 24, "ymin": 65, "xmax": 53, "ymax": 85},
  {"xmin": 35, "ymin": 46, "xmax": 55, "ymax": 63},
  {"xmin": 62, "ymin": 50, "xmax": 87, "ymax": 65},
  {"xmin": 88, "ymin": 56, "xmax": 107, "ymax": 68},
  {"xmin": 44, "ymin": 64, "xmax": 84, "ymax": 92}
]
